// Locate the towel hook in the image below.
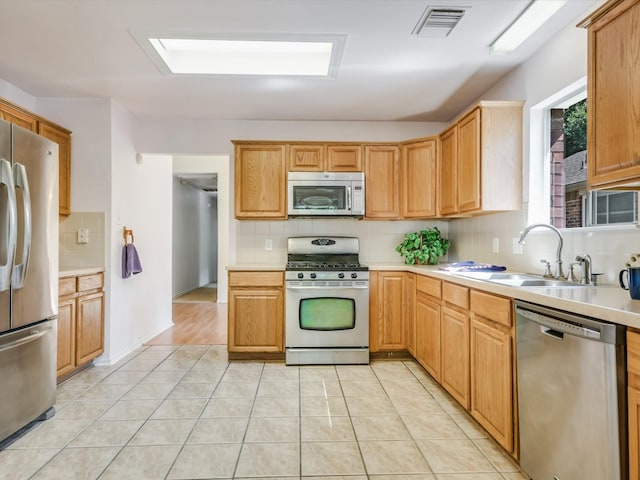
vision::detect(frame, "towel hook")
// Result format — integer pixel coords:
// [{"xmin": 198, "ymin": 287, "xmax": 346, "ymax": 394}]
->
[{"xmin": 123, "ymin": 226, "xmax": 134, "ymax": 245}]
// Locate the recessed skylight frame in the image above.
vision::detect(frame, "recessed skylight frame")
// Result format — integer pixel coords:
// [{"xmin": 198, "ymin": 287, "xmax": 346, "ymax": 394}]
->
[{"xmin": 131, "ymin": 31, "xmax": 346, "ymax": 78}]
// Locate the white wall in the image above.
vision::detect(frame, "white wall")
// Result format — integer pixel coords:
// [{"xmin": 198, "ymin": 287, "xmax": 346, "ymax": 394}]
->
[
  {"xmin": 107, "ymin": 102, "xmax": 173, "ymax": 362},
  {"xmin": 449, "ymin": 15, "xmax": 640, "ymax": 285},
  {"xmin": 200, "ymin": 193, "xmax": 217, "ymax": 285},
  {"xmin": 172, "ymin": 177, "xmax": 200, "ymax": 295}
]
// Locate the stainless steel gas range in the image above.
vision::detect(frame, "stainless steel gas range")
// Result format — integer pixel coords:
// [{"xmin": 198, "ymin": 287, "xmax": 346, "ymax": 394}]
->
[{"xmin": 285, "ymin": 236, "xmax": 369, "ymax": 365}]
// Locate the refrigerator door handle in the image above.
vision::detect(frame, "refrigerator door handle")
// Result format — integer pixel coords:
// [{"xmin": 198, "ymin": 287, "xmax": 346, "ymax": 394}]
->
[
  {"xmin": 0, "ymin": 325, "xmax": 51, "ymax": 353},
  {"xmin": 12, "ymin": 163, "xmax": 31, "ymax": 289},
  {"xmin": 0, "ymin": 158, "xmax": 17, "ymax": 292}
]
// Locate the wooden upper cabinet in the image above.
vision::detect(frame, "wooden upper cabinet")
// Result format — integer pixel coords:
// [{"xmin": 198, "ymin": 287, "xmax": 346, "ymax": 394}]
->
[
  {"xmin": 580, "ymin": 0, "xmax": 640, "ymax": 189},
  {"xmin": 364, "ymin": 144, "xmax": 401, "ymax": 218},
  {"xmin": 439, "ymin": 125, "xmax": 458, "ymax": 216},
  {"xmin": 327, "ymin": 144, "xmax": 362, "ymax": 171},
  {"xmin": 287, "ymin": 143, "xmax": 362, "ymax": 172},
  {"xmin": 402, "ymin": 138, "xmax": 438, "ymax": 218},
  {"xmin": 0, "ymin": 99, "xmax": 37, "ymax": 132},
  {"xmin": 457, "ymin": 108, "xmax": 481, "ymax": 213},
  {"xmin": 439, "ymin": 102, "xmax": 523, "ymax": 216},
  {"xmin": 38, "ymin": 121, "xmax": 72, "ymax": 216},
  {"xmin": 234, "ymin": 142, "xmax": 287, "ymax": 219},
  {"xmin": 288, "ymin": 144, "xmax": 324, "ymax": 171}
]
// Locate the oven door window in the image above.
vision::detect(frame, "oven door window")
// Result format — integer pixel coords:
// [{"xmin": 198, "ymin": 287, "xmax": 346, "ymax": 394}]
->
[
  {"xmin": 299, "ymin": 297, "xmax": 355, "ymax": 330},
  {"xmin": 292, "ymin": 186, "xmax": 346, "ymax": 211}
]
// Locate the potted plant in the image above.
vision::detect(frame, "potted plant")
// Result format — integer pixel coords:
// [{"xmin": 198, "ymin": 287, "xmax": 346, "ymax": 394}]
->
[{"xmin": 396, "ymin": 227, "xmax": 451, "ymax": 265}]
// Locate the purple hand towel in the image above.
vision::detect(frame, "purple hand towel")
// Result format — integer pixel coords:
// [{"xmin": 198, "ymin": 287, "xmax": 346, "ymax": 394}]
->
[{"xmin": 122, "ymin": 243, "xmax": 143, "ymax": 279}]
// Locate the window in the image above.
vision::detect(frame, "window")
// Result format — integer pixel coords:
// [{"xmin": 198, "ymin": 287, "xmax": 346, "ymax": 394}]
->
[{"xmin": 545, "ymin": 91, "xmax": 637, "ymax": 229}]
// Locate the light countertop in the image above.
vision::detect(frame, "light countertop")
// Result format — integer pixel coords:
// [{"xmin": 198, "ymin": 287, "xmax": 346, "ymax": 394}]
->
[
  {"xmin": 229, "ymin": 262, "xmax": 640, "ymax": 329},
  {"xmin": 227, "ymin": 265, "xmax": 285, "ymax": 272},
  {"xmin": 59, "ymin": 266, "xmax": 105, "ymax": 278},
  {"xmin": 368, "ymin": 262, "xmax": 640, "ymax": 329}
]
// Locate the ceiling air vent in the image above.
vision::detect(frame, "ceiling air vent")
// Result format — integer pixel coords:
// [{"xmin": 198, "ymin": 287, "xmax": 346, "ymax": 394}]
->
[{"xmin": 413, "ymin": 7, "xmax": 467, "ymax": 38}]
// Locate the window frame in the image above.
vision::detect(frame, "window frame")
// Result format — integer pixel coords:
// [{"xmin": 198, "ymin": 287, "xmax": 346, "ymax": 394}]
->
[{"xmin": 527, "ymin": 76, "xmax": 638, "ymax": 231}]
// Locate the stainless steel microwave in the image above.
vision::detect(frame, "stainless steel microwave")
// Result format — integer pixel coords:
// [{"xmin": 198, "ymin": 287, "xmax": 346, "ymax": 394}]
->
[{"xmin": 287, "ymin": 171, "xmax": 365, "ymax": 217}]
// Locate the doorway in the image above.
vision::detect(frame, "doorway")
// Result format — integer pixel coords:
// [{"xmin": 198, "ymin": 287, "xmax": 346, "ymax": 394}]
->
[{"xmin": 146, "ymin": 154, "xmax": 231, "ymax": 346}]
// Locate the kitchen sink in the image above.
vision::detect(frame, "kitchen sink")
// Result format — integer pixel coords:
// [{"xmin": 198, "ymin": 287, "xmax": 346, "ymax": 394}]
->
[{"xmin": 453, "ymin": 271, "xmax": 587, "ymax": 287}]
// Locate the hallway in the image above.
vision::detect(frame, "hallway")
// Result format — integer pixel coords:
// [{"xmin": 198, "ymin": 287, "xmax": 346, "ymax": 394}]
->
[{"xmin": 146, "ymin": 286, "xmax": 226, "ymax": 346}]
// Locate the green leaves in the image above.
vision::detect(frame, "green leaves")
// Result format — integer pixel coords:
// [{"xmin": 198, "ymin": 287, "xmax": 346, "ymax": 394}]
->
[{"xmin": 395, "ymin": 227, "xmax": 451, "ymax": 265}]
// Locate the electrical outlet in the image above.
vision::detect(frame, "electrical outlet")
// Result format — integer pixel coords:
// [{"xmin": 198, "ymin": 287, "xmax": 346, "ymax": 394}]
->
[
  {"xmin": 512, "ymin": 237, "xmax": 523, "ymax": 255},
  {"xmin": 265, "ymin": 239, "xmax": 272, "ymax": 251},
  {"xmin": 492, "ymin": 237, "xmax": 500, "ymax": 253},
  {"xmin": 77, "ymin": 228, "xmax": 89, "ymax": 244}
]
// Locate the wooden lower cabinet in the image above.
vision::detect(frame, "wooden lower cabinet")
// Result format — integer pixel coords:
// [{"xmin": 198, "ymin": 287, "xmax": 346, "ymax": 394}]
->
[
  {"xmin": 441, "ymin": 305, "xmax": 470, "ymax": 408},
  {"xmin": 369, "ymin": 271, "xmax": 406, "ymax": 352},
  {"xmin": 415, "ymin": 291, "xmax": 441, "ymax": 381},
  {"xmin": 57, "ymin": 272, "xmax": 105, "ymax": 379},
  {"xmin": 405, "ymin": 273, "xmax": 416, "ymax": 357},
  {"xmin": 627, "ymin": 329, "xmax": 640, "ymax": 478},
  {"xmin": 469, "ymin": 290, "xmax": 514, "ymax": 453},
  {"xmin": 228, "ymin": 271, "xmax": 284, "ymax": 353}
]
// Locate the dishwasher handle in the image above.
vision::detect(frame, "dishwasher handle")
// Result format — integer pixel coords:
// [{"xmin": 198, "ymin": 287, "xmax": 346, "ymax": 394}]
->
[{"xmin": 540, "ymin": 326, "xmax": 564, "ymax": 341}]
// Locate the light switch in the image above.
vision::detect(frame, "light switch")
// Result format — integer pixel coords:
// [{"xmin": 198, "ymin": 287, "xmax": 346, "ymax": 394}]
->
[
  {"xmin": 265, "ymin": 239, "xmax": 273, "ymax": 251},
  {"xmin": 77, "ymin": 228, "xmax": 89, "ymax": 244}
]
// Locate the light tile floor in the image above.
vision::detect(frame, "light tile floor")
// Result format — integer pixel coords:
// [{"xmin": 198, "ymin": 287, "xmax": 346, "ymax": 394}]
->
[{"xmin": 0, "ymin": 345, "xmax": 529, "ymax": 480}]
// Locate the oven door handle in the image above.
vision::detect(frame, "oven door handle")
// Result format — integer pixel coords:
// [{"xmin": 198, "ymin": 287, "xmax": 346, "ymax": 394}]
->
[{"xmin": 286, "ymin": 284, "xmax": 369, "ymax": 290}]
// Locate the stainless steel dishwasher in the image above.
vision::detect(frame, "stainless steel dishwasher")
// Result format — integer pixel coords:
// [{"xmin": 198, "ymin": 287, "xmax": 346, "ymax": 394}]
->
[{"xmin": 515, "ymin": 300, "xmax": 627, "ymax": 480}]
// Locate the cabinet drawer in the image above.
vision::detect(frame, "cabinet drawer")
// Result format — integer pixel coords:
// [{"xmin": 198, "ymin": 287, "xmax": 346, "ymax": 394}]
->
[
  {"xmin": 628, "ymin": 330, "xmax": 640, "ymax": 386},
  {"xmin": 417, "ymin": 275, "xmax": 441, "ymax": 299},
  {"xmin": 59, "ymin": 277, "xmax": 77, "ymax": 296},
  {"xmin": 443, "ymin": 282, "xmax": 469, "ymax": 310},
  {"xmin": 470, "ymin": 290, "xmax": 512, "ymax": 327},
  {"xmin": 77, "ymin": 273, "xmax": 104, "ymax": 292},
  {"xmin": 229, "ymin": 271, "xmax": 284, "ymax": 287}
]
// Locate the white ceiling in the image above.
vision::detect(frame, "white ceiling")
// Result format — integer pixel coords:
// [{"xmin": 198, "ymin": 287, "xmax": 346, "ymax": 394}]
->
[{"xmin": 0, "ymin": 0, "xmax": 601, "ymax": 123}]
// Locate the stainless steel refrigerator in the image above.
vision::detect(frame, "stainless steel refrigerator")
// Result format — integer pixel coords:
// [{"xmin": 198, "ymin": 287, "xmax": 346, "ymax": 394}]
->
[{"xmin": 0, "ymin": 118, "xmax": 58, "ymax": 446}]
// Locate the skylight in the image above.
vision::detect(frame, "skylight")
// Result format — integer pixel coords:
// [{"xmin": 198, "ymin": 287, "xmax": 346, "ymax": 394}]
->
[{"xmin": 143, "ymin": 35, "xmax": 344, "ymax": 76}]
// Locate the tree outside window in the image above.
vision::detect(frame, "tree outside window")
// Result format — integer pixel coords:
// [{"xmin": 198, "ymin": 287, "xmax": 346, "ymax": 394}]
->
[{"xmin": 549, "ymin": 98, "xmax": 637, "ymax": 228}]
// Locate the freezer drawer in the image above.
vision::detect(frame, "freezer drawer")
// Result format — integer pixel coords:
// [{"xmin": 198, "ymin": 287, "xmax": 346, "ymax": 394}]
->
[{"xmin": 0, "ymin": 319, "xmax": 56, "ymax": 444}]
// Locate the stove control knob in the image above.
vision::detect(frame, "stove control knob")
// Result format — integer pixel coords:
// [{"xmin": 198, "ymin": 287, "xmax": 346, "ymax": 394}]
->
[
  {"xmin": 338, "ymin": 272, "xmax": 345, "ymax": 279},
  {"xmin": 310, "ymin": 273, "xmax": 317, "ymax": 279},
  {"xmin": 297, "ymin": 273, "xmax": 304, "ymax": 279},
  {"xmin": 351, "ymin": 273, "xmax": 358, "ymax": 279}
]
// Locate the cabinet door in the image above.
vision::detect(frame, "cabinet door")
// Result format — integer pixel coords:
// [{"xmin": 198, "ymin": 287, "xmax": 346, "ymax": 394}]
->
[
  {"xmin": 405, "ymin": 273, "xmax": 416, "ymax": 357},
  {"xmin": 234, "ymin": 144, "xmax": 287, "ymax": 219},
  {"xmin": 439, "ymin": 125, "xmax": 458, "ymax": 215},
  {"xmin": 415, "ymin": 292, "xmax": 441, "ymax": 381},
  {"xmin": 371, "ymin": 271, "xmax": 405, "ymax": 350},
  {"xmin": 38, "ymin": 122, "xmax": 72, "ymax": 216},
  {"xmin": 288, "ymin": 144, "xmax": 324, "ymax": 171},
  {"xmin": 629, "ymin": 387, "xmax": 640, "ymax": 480},
  {"xmin": 441, "ymin": 305, "xmax": 470, "ymax": 408},
  {"xmin": 402, "ymin": 139, "xmax": 437, "ymax": 218},
  {"xmin": 326, "ymin": 144, "xmax": 362, "ymax": 171},
  {"xmin": 365, "ymin": 145, "xmax": 401, "ymax": 218},
  {"xmin": 458, "ymin": 108, "xmax": 481, "ymax": 213},
  {"xmin": 228, "ymin": 287, "xmax": 284, "ymax": 352},
  {"xmin": 76, "ymin": 291, "xmax": 105, "ymax": 365},
  {"xmin": 586, "ymin": 0, "xmax": 640, "ymax": 189},
  {"xmin": 470, "ymin": 317, "xmax": 513, "ymax": 452},
  {"xmin": 57, "ymin": 296, "xmax": 76, "ymax": 378},
  {"xmin": 0, "ymin": 100, "xmax": 37, "ymax": 132}
]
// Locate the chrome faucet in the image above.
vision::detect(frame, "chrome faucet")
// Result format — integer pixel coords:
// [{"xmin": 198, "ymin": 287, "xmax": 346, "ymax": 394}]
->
[
  {"xmin": 518, "ymin": 223, "xmax": 566, "ymax": 279},
  {"xmin": 575, "ymin": 254, "xmax": 592, "ymax": 284}
]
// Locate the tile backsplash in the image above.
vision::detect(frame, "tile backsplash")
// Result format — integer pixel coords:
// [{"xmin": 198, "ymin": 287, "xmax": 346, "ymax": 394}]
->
[
  {"xmin": 59, "ymin": 212, "xmax": 105, "ymax": 268},
  {"xmin": 234, "ymin": 218, "xmax": 451, "ymax": 266}
]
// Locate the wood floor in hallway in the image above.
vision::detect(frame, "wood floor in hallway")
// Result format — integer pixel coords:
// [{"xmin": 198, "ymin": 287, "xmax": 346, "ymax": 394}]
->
[{"xmin": 145, "ymin": 288, "xmax": 227, "ymax": 346}]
